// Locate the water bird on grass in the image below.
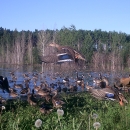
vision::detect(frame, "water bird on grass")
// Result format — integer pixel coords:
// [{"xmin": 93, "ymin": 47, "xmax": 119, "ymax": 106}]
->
[
  {"xmin": 40, "ymin": 102, "xmax": 53, "ymax": 114},
  {"xmin": 37, "ymin": 88, "xmax": 50, "ymax": 97},
  {"xmin": 27, "ymin": 89, "xmax": 37, "ymax": 106},
  {"xmin": 86, "ymin": 85, "xmax": 128, "ymax": 106},
  {"xmin": 51, "ymin": 90, "xmax": 65, "ymax": 109},
  {"xmin": 120, "ymin": 74, "xmax": 130, "ymax": 86}
]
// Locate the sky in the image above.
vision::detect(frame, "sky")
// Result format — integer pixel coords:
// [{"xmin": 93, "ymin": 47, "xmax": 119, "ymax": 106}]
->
[{"xmin": 0, "ymin": 0, "xmax": 130, "ymax": 34}]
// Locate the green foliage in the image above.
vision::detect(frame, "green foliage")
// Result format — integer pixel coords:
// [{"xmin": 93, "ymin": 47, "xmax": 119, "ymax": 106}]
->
[
  {"xmin": 0, "ymin": 26, "xmax": 130, "ymax": 67},
  {"xmin": 0, "ymin": 92, "xmax": 130, "ymax": 130}
]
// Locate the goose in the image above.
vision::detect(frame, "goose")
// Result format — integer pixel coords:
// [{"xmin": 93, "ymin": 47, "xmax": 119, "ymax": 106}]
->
[
  {"xmin": 0, "ymin": 77, "xmax": 10, "ymax": 93},
  {"xmin": 93, "ymin": 78, "xmax": 101, "ymax": 85},
  {"xmin": 0, "ymin": 76, "xmax": 5, "ymax": 92},
  {"xmin": 76, "ymin": 72, "xmax": 84, "ymax": 84},
  {"xmin": 93, "ymin": 76, "xmax": 108, "ymax": 89},
  {"xmin": 86, "ymin": 82, "xmax": 90, "ymax": 90},
  {"xmin": 79, "ymin": 80, "xmax": 85, "ymax": 91},
  {"xmin": 63, "ymin": 76, "xmax": 69, "ymax": 83}
]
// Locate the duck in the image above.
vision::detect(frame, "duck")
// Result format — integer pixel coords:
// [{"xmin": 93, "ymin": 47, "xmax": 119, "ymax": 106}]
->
[
  {"xmin": 120, "ymin": 74, "xmax": 130, "ymax": 86},
  {"xmin": 9, "ymin": 89, "xmax": 19, "ymax": 98},
  {"xmin": 0, "ymin": 96, "xmax": 6, "ymax": 105},
  {"xmin": 27, "ymin": 89, "xmax": 37, "ymax": 106},
  {"xmin": 9, "ymin": 87, "xmax": 17, "ymax": 93},
  {"xmin": 20, "ymin": 83, "xmax": 30, "ymax": 95},
  {"xmin": 68, "ymin": 84, "xmax": 74, "ymax": 92},
  {"xmin": 13, "ymin": 81, "xmax": 23, "ymax": 89},
  {"xmin": 40, "ymin": 102, "xmax": 53, "ymax": 114},
  {"xmin": 86, "ymin": 85, "xmax": 128, "ymax": 106},
  {"xmin": 33, "ymin": 81, "xmax": 42, "ymax": 92},
  {"xmin": 51, "ymin": 90, "xmax": 65, "ymax": 108},
  {"xmin": 11, "ymin": 76, "xmax": 17, "ymax": 82},
  {"xmin": 23, "ymin": 73, "xmax": 30, "ymax": 79},
  {"xmin": 44, "ymin": 94, "xmax": 52, "ymax": 103},
  {"xmin": 37, "ymin": 88, "xmax": 50, "ymax": 97},
  {"xmin": 118, "ymin": 93, "xmax": 125, "ymax": 106}
]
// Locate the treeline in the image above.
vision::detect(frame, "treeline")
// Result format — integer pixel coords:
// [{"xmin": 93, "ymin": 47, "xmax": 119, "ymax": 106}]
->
[{"xmin": 0, "ymin": 25, "xmax": 130, "ymax": 70}]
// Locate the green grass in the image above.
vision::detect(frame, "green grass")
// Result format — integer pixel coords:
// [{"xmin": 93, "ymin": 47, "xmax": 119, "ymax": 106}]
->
[{"xmin": 0, "ymin": 92, "xmax": 130, "ymax": 130}]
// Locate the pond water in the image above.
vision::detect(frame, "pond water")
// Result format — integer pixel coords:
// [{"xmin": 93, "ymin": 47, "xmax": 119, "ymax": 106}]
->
[{"xmin": 0, "ymin": 63, "xmax": 129, "ymax": 100}]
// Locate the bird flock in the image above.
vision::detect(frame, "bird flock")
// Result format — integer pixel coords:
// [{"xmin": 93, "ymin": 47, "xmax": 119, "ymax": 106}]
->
[{"xmin": 0, "ymin": 68, "xmax": 130, "ymax": 113}]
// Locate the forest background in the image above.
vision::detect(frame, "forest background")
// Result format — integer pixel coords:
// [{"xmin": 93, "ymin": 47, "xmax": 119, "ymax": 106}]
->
[{"xmin": 0, "ymin": 25, "xmax": 130, "ymax": 71}]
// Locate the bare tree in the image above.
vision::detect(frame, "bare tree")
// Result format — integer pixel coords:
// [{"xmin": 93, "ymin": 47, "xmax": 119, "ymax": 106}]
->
[
  {"xmin": 27, "ymin": 33, "xmax": 33, "ymax": 64},
  {"xmin": 37, "ymin": 30, "xmax": 50, "ymax": 57},
  {"xmin": 12, "ymin": 33, "xmax": 25, "ymax": 64}
]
